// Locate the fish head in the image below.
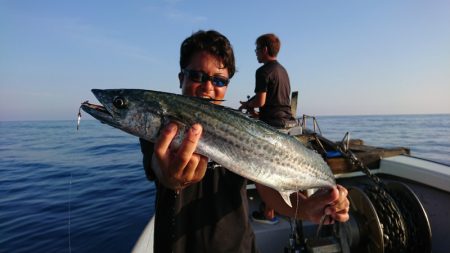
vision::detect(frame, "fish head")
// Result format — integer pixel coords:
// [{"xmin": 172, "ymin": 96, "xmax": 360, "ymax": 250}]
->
[{"xmin": 81, "ymin": 89, "xmax": 164, "ymax": 141}]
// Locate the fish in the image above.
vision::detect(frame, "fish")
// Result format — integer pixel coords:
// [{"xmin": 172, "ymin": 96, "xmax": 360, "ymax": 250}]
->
[{"xmin": 80, "ymin": 89, "xmax": 335, "ymax": 207}]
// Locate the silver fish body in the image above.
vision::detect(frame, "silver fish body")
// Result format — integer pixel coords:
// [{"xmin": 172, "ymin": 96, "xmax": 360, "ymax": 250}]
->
[{"xmin": 81, "ymin": 89, "xmax": 335, "ymax": 206}]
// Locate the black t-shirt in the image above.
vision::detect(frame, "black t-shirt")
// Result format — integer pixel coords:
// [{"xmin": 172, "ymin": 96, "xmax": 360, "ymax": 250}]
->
[
  {"xmin": 255, "ymin": 60, "xmax": 293, "ymax": 127},
  {"xmin": 140, "ymin": 138, "xmax": 258, "ymax": 253}
]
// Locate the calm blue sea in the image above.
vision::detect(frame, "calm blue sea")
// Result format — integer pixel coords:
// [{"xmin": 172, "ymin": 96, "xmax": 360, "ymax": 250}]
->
[{"xmin": 1, "ymin": 114, "xmax": 449, "ymax": 252}]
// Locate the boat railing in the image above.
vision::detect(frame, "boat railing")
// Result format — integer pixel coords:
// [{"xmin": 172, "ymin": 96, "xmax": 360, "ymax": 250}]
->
[{"xmin": 298, "ymin": 114, "xmax": 322, "ymax": 135}]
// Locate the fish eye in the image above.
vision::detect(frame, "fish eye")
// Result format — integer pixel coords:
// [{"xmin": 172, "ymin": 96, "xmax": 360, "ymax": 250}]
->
[{"xmin": 113, "ymin": 96, "xmax": 127, "ymax": 109}]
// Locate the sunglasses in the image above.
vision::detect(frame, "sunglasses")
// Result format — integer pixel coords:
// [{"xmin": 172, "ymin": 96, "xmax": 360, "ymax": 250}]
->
[{"xmin": 182, "ymin": 69, "xmax": 230, "ymax": 87}]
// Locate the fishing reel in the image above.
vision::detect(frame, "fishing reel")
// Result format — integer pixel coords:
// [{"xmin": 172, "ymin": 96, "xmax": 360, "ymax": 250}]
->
[{"xmin": 296, "ymin": 181, "xmax": 431, "ymax": 253}]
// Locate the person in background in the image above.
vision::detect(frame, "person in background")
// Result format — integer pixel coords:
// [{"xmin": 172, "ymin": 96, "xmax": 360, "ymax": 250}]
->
[
  {"xmin": 239, "ymin": 33, "xmax": 296, "ymax": 224},
  {"xmin": 140, "ymin": 30, "xmax": 350, "ymax": 253}
]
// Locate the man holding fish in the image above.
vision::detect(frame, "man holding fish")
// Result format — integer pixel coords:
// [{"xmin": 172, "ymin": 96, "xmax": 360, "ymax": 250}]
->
[
  {"xmin": 80, "ymin": 29, "xmax": 350, "ymax": 252},
  {"xmin": 138, "ymin": 30, "xmax": 349, "ymax": 253}
]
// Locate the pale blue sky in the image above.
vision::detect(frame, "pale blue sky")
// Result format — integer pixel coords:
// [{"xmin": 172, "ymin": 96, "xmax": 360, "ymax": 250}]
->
[{"xmin": 1, "ymin": 0, "xmax": 449, "ymax": 121}]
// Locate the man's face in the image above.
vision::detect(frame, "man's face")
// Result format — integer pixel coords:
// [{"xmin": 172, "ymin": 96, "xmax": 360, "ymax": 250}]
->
[
  {"xmin": 255, "ymin": 45, "xmax": 264, "ymax": 63},
  {"xmin": 180, "ymin": 51, "xmax": 229, "ymax": 104}
]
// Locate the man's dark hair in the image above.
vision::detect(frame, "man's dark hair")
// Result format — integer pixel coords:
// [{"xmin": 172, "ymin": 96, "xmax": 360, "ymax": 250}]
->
[
  {"xmin": 180, "ymin": 30, "xmax": 236, "ymax": 78},
  {"xmin": 256, "ymin": 33, "xmax": 281, "ymax": 57}
]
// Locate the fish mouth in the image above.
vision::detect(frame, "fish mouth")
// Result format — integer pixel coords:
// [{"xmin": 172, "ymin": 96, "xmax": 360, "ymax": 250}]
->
[
  {"xmin": 80, "ymin": 101, "xmax": 114, "ymax": 123},
  {"xmin": 80, "ymin": 89, "xmax": 115, "ymax": 124}
]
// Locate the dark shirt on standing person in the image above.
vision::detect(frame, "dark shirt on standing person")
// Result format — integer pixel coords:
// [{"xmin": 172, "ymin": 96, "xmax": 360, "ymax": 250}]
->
[{"xmin": 255, "ymin": 60, "xmax": 294, "ymax": 128}]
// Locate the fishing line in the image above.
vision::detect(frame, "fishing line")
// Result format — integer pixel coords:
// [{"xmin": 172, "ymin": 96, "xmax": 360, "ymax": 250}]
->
[
  {"xmin": 294, "ymin": 187, "xmax": 300, "ymax": 221},
  {"xmin": 68, "ymin": 172, "xmax": 72, "ymax": 253},
  {"xmin": 291, "ymin": 187, "xmax": 301, "ymax": 246}
]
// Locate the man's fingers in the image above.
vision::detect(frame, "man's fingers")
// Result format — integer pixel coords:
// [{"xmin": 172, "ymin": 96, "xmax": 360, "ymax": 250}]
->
[
  {"xmin": 336, "ymin": 185, "xmax": 348, "ymax": 198},
  {"xmin": 312, "ymin": 187, "xmax": 339, "ymax": 206},
  {"xmin": 193, "ymin": 156, "xmax": 208, "ymax": 180},
  {"xmin": 154, "ymin": 123, "xmax": 178, "ymax": 159},
  {"xmin": 178, "ymin": 155, "xmax": 207, "ymax": 188},
  {"xmin": 325, "ymin": 185, "xmax": 350, "ymax": 222},
  {"xmin": 330, "ymin": 185, "xmax": 349, "ymax": 207},
  {"xmin": 332, "ymin": 208, "xmax": 350, "ymax": 222},
  {"xmin": 171, "ymin": 124, "xmax": 202, "ymax": 174},
  {"xmin": 182, "ymin": 154, "xmax": 201, "ymax": 181}
]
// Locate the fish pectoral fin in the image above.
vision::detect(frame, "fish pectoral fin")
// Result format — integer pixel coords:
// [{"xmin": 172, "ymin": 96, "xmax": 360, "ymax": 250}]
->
[{"xmin": 280, "ymin": 191, "xmax": 294, "ymax": 207}]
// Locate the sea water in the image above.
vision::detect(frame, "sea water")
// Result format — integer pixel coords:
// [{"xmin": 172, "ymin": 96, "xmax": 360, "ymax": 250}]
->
[{"xmin": 0, "ymin": 114, "xmax": 449, "ymax": 252}]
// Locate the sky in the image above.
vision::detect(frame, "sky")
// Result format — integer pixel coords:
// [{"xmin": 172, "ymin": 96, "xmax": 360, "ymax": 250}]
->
[{"xmin": 1, "ymin": 0, "xmax": 449, "ymax": 121}]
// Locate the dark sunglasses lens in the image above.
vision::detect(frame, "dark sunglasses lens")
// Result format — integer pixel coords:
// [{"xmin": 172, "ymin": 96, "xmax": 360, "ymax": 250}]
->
[
  {"xmin": 212, "ymin": 77, "xmax": 228, "ymax": 87},
  {"xmin": 185, "ymin": 69, "xmax": 228, "ymax": 87},
  {"xmin": 188, "ymin": 71, "xmax": 204, "ymax": 82}
]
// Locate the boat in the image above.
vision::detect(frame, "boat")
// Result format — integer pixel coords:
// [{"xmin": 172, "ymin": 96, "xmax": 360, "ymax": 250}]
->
[
  {"xmin": 243, "ymin": 117, "xmax": 450, "ymax": 253},
  {"xmin": 131, "ymin": 93, "xmax": 450, "ymax": 253}
]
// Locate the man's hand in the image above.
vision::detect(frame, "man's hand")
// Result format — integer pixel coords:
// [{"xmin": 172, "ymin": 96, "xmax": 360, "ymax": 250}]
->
[
  {"xmin": 239, "ymin": 101, "xmax": 259, "ymax": 118},
  {"xmin": 152, "ymin": 122, "xmax": 208, "ymax": 191},
  {"xmin": 297, "ymin": 185, "xmax": 350, "ymax": 224},
  {"xmin": 256, "ymin": 183, "xmax": 350, "ymax": 224},
  {"xmin": 238, "ymin": 101, "xmax": 249, "ymax": 111}
]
